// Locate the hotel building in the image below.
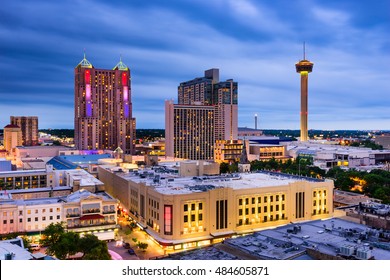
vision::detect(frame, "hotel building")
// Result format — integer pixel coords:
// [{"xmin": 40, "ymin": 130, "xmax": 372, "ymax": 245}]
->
[
  {"xmin": 98, "ymin": 165, "xmax": 333, "ymax": 250},
  {"xmin": 74, "ymin": 55, "xmax": 136, "ymax": 154},
  {"xmin": 10, "ymin": 116, "xmax": 39, "ymax": 146},
  {"xmin": 165, "ymin": 69, "xmax": 238, "ymax": 160}
]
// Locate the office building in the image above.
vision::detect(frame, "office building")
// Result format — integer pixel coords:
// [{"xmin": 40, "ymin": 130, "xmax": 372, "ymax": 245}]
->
[
  {"xmin": 10, "ymin": 116, "xmax": 39, "ymax": 146},
  {"xmin": 99, "ymin": 164, "xmax": 333, "ymax": 250},
  {"xmin": 295, "ymin": 44, "xmax": 314, "ymax": 142},
  {"xmin": 74, "ymin": 54, "xmax": 136, "ymax": 154},
  {"xmin": 166, "ymin": 69, "xmax": 238, "ymax": 160}
]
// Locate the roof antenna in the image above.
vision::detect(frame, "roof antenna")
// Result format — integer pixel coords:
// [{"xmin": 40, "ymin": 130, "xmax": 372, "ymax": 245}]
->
[
  {"xmin": 83, "ymin": 48, "xmax": 86, "ymax": 59},
  {"xmin": 303, "ymin": 42, "xmax": 306, "ymax": 60}
]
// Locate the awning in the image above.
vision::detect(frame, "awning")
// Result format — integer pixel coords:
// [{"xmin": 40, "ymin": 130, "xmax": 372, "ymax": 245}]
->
[{"xmin": 79, "ymin": 214, "xmax": 104, "ymax": 220}]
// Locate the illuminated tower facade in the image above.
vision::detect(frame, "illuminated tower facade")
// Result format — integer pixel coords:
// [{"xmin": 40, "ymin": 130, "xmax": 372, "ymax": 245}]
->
[
  {"xmin": 295, "ymin": 45, "xmax": 313, "ymax": 142},
  {"xmin": 74, "ymin": 54, "xmax": 135, "ymax": 154}
]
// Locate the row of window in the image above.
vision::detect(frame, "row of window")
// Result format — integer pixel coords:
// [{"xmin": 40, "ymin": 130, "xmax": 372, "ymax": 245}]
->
[
  {"xmin": 238, "ymin": 213, "xmax": 285, "ymax": 225},
  {"xmin": 2, "ymin": 215, "xmax": 61, "ymax": 224},
  {"xmin": 183, "ymin": 213, "xmax": 203, "ymax": 223},
  {"xmin": 239, "ymin": 194, "xmax": 285, "ymax": 206},
  {"xmin": 183, "ymin": 202, "xmax": 203, "ymax": 212},
  {"xmin": 238, "ymin": 204, "xmax": 285, "ymax": 216}
]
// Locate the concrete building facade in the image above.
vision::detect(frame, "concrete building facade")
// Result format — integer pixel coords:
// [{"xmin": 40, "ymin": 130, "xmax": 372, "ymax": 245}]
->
[{"xmin": 98, "ymin": 165, "xmax": 333, "ymax": 250}]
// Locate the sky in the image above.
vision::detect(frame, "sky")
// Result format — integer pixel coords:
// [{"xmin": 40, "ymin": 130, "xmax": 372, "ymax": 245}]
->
[{"xmin": 0, "ymin": 0, "xmax": 389, "ymax": 130}]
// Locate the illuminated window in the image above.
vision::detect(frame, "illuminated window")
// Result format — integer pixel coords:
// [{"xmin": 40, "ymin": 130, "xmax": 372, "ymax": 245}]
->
[{"xmin": 164, "ymin": 205, "xmax": 173, "ymax": 235}]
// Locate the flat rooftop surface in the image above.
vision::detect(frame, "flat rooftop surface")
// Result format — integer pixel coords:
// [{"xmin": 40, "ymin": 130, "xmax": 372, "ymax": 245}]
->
[{"xmin": 110, "ymin": 168, "xmax": 327, "ymax": 195}]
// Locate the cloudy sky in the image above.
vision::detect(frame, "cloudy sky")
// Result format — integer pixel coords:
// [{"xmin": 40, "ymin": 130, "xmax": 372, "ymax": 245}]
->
[{"xmin": 1, "ymin": 0, "xmax": 389, "ymax": 130}]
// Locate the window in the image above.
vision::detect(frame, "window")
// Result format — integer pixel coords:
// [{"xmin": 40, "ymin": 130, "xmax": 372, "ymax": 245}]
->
[
  {"xmin": 56, "ymin": 208, "xmax": 60, "ymax": 212},
  {"xmin": 3, "ymin": 220, "xmax": 7, "ymax": 225},
  {"xmin": 258, "ymin": 197, "xmax": 261, "ymax": 203},
  {"xmin": 164, "ymin": 205, "xmax": 173, "ymax": 235},
  {"xmin": 313, "ymin": 191, "xmax": 316, "ymax": 197},
  {"xmin": 27, "ymin": 210, "xmax": 31, "ymax": 214},
  {"xmin": 270, "ymin": 196, "xmax": 273, "ymax": 202},
  {"xmin": 42, "ymin": 209, "xmax": 46, "ymax": 213},
  {"xmin": 191, "ymin": 204, "xmax": 195, "ymax": 211},
  {"xmin": 19, "ymin": 210, "xmax": 23, "ymax": 216},
  {"xmin": 184, "ymin": 205, "xmax": 188, "ymax": 212},
  {"xmin": 276, "ymin": 214, "xmax": 279, "ymax": 220},
  {"xmin": 324, "ymin": 199, "xmax": 327, "ymax": 205},
  {"xmin": 239, "ymin": 209, "xmax": 243, "ymax": 216},
  {"xmin": 27, "ymin": 218, "xmax": 31, "ymax": 222},
  {"xmin": 19, "ymin": 218, "xmax": 22, "ymax": 223},
  {"xmin": 238, "ymin": 219, "xmax": 243, "ymax": 225},
  {"xmin": 264, "ymin": 196, "xmax": 268, "ymax": 203},
  {"xmin": 264, "ymin": 216, "xmax": 268, "ymax": 222},
  {"xmin": 324, "ymin": 190, "xmax": 327, "ymax": 196},
  {"xmin": 50, "ymin": 216, "xmax": 53, "ymax": 220},
  {"xmin": 245, "ymin": 208, "xmax": 249, "ymax": 215},
  {"xmin": 252, "ymin": 198, "xmax": 255, "ymax": 204},
  {"xmin": 239, "ymin": 199, "xmax": 242, "ymax": 206},
  {"xmin": 264, "ymin": 206, "xmax": 267, "ymax": 212},
  {"xmin": 35, "ymin": 209, "xmax": 38, "ymax": 214},
  {"xmin": 35, "ymin": 217, "xmax": 38, "ymax": 222},
  {"xmin": 57, "ymin": 215, "xmax": 60, "ymax": 220},
  {"xmin": 313, "ymin": 200, "xmax": 316, "ymax": 206},
  {"xmin": 191, "ymin": 214, "xmax": 195, "ymax": 222},
  {"xmin": 199, "ymin": 203, "xmax": 203, "ymax": 210},
  {"xmin": 282, "ymin": 204, "xmax": 285, "ymax": 211},
  {"xmin": 282, "ymin": 194, "xmax": 285, "ymax": 201},
  {"xmin": 42, "ymin": 217, "xmax": 46, "ymax": 221},
  {"xmin": 276, "ymin": 195, "xmax": 279, "ymax": 202},
  {"xmin": 258, "ymin": 207, "xmax": 261, "ymax": 213},
  {"xmin": 198, "ymin": 213, "xmax": 203, "ymax": 221},
  {"xmin": 245, "ymin": 198, "xmax": 249, "ymax": 204},
  {"xmin": 184, "ymin": 216, "xmax": 188, "ymax": 223},
  {"xmin": 276, "ymin": 205, "xmax": 279, "ymax": 211},
  {"xmin": 270, "ymin": 205, "xmax": 273, "ymax": 212}
]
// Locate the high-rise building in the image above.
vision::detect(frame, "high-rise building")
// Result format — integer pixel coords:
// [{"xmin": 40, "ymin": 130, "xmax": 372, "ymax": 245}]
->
[
  {"xmin": 3, "ymin": 124, "xmax": 22, "ymax": 153},
  {"xmin": 295, "ymin": 44, "xmax": 314, "ymax": 142},
  {"xmin": 10, "ymin": 116, "xmax": 38, "ymax": 146},
  {"xmin": 74, "ymin": 54, "xmax": 135, "ymax": 154},
  {"xmin": 165, "ymin": 100, "xmax": 215, "ymax": 160},
  {"xmin": 166, "ymin": 69, "xmax": 238, "ymax": 160}
]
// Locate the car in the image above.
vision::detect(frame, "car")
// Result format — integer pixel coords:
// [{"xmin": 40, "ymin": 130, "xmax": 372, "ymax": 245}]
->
[
  {"xmin": 122, "ymin": 242, "xmax": 131, "ymax": 249},
  {"xmin": 127, "ymin": 248, "xmax": 136, "ymax": 255}
]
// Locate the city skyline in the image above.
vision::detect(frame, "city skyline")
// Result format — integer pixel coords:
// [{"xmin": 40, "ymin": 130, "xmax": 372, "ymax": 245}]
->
[{"xmin": 1, "ymin": 0, "xmax": 389, "ymax": 130}]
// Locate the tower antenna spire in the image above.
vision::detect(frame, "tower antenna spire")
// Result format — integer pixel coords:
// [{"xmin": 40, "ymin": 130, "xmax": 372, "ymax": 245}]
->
[
  {"xmin": 303, "ymin": 41, "xmax": 306, "ymax": 60},
  {"xmin": 83, "ymin": 48, "xmax": 86, "ymax": 59}
]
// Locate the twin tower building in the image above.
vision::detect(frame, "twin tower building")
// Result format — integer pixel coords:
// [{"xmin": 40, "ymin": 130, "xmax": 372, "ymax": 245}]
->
[{"xmin": 75, "ymin": 55, "xmax": 238, "ymax": 158}]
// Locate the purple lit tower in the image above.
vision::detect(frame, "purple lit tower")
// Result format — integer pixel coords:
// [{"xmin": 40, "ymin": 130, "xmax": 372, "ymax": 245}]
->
[{"xmin": 74, "ymin": 54, "xmax": 135, "ymax": 154}]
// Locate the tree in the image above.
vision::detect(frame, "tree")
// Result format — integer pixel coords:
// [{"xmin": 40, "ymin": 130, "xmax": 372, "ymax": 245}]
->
[
  {"xmin": 79, "ymin": 234, "xmax": 111, "ymax": 260},
  {"xmin": 41, "ymin": 222, "xmax": 66, "ymax": 251},
  {"xmin": 51, "ymin": 231, "xmax": 80, "ymax": 259},
  {"xmin": 137, "ymin": 242, "xmax": 148, "ymax": 251},
  {"xmin": 220, "ymin": 162, "xmax": 229, "ymax": 174}
]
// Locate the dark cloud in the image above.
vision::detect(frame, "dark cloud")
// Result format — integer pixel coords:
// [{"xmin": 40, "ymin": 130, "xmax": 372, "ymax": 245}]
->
[{"xmin": 0, "ymin": 0, "xmax": 389, "ymax": 130}]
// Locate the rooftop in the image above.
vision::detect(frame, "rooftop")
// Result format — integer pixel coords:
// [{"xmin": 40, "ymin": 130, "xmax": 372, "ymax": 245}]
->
[{"xmin": 103, "ymin": 165, "xmax": 327, "ymax": 195}]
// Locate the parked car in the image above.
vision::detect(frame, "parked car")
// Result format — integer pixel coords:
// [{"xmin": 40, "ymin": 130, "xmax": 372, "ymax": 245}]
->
[
  {"xmin": 122, "ymin": 242, "xmax": 131, "ymax": 249},
  {"xmin": 127, "ymin": 248, "xmax": 136, "ymax": 255}
]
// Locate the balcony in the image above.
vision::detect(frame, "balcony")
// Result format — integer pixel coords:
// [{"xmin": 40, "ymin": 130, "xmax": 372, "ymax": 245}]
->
[
  {"xmin": 66, "ymin": 213, "xmax": 80, "ymax": 218},
  {"xmin": 67, "ymin": 221, "xmax": 116, "ymax": 231},
  {"xmin": 82, "ymin": 208, "xmax": 101, "ymax": 214}
]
